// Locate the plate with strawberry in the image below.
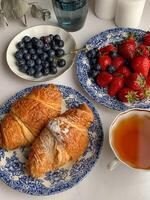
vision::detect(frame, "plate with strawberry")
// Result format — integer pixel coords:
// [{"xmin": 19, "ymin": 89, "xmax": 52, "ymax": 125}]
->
[{"xmin": 77, "ymin": 27, "xmax": 150, "ymax": 111}]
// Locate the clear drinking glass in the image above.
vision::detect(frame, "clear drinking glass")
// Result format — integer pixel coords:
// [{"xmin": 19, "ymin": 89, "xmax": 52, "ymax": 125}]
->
[{"xmin": 52, "ymin": 0, "xmax": 88, "ymax": 32}]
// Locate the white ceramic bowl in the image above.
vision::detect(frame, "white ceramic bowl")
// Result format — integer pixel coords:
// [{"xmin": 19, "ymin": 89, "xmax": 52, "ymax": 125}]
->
[{"xmin": 6, "ymin": 25, "xmax": 76, "ymax": 82}]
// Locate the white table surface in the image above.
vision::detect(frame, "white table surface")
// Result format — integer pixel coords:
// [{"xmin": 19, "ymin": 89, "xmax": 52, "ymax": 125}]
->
[{"xmin": 0, "ymin": 0, "xmax": 150, "ymax": 200}]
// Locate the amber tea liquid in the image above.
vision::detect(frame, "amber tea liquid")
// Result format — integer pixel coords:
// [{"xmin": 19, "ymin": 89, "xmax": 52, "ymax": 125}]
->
[{"xmin": 112, "ymin": 111, "xmax": 150, "ymax": 169}]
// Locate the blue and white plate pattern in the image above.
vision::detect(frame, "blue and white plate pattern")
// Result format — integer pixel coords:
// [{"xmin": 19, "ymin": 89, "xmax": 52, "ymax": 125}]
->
[
  {"xmin": 77, "ymin": 27, "xmax": 150, "ymax": 111},
  {"xmin": 0, "ymin": 84, "xmax": 103, "ymax": 196}
]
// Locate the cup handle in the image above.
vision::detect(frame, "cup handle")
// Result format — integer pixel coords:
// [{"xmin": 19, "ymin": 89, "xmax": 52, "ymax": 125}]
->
[{"xmin": 107, "ymin": 157, "xmax": 120, "ymax": 171}]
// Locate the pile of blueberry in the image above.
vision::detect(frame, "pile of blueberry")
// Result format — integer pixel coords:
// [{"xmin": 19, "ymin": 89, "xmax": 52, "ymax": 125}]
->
[
  {"xmin": 86, "ymin": 48, "xmax": 100, "ymax": 78},
  {"xmin": 15, "ymin": 34, "xmax": 66, "ymax": 78}
]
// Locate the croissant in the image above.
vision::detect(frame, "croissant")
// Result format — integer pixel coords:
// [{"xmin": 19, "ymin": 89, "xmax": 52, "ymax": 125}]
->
[
  {"xmin": 0, "ymin": 84, "xmax": 63, "ymax": 150},
  {"xmin": 27, "ymin": 103, "xmax": 94, "ymax": 178}
]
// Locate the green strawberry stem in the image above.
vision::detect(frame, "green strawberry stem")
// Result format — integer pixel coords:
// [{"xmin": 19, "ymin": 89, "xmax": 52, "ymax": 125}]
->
[
  {"xmin": 126, "ymin": 91, "xmax": 137, "ymax": 103},
  {"xmin": 64, "ymin": 46, "xmax": 87, "ymax": 56},
  {"xmin": 137, "ymin": 74, "xmax": 146, "ymax": 88},
  {"xmin": 51, "ymin": 46, "xmax": 88, "ymax": 61}
]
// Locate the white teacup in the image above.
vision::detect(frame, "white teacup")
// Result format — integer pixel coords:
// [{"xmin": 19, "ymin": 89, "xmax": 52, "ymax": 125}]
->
[{"xmin": 108, "ymin": 108, "xmax": 150, "ymax": 171}]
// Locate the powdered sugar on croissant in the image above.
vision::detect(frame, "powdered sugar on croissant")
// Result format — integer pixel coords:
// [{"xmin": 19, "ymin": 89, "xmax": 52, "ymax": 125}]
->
[{"xmin": 27, "ymin": 103, "xmax": 94, "ymax": 178}]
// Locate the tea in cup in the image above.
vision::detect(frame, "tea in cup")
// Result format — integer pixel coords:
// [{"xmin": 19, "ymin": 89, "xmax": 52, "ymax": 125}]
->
[{"xmin": 108, "ymin": 109, "xmax": 150, "ymax": 170}]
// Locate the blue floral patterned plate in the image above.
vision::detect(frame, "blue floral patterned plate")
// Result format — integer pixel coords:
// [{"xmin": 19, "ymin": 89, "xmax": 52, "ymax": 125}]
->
[
  {"xmin": 77, "ymin": 27, "xmax": 150, "ymax": 111},
  {"xmin": 0, "ymin": 84, "xmax": 103, "ymax": 196}
]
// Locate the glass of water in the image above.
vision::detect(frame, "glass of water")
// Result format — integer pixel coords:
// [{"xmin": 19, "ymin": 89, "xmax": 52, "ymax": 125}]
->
[{"xmin": 52, "ymin": 0, "xmax": 88, "ymax": 32}]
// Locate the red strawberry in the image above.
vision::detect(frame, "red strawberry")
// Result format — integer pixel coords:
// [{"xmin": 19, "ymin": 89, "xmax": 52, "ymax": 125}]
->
[
  {"xmin": 96, "ymin": 72, "xmax": 113, "ymax": 87},
  {"xmin": 144, "ymin": 32, "xmax": 150, "ymax": 46},
  {"xmin": 146, "ymin": 75, "xmax": 150, "ymax": 86},
  {"xmin": 108, "ymin": 76, "xmax": 124, "ymax": 97},
  {"xmin": 98, "ymin": 55, "xmax": 111, "ymax": 70},
  {"xmin": 118, "ymin": 87, "xmax": 137, "ymax": 103},
  {"xmin": 115, "ymin": 66, "xmax": 131, "ymax": 78},
  {"xmin": 118, "ymin": 35, "xmax": 136, "ymax": 60},
  {"xmin": 131, "ymin": 56, "xmax": 150, "ymax": 77},
  {"xmin": 136, "ymin": 87, "xmax": 150, "ymax": 100},
  {"xmin": 136, "ymin": 44, "xmax": 149, "ymax": 57},
  {"xmin": 99, "ymin": 44, "xmax": 117, "ymax": 54},
  {"xmin": 126, "ymin": 73, "xmax": 146, "ymax": 91},
  {"xmin": 136, "ymin": 89, "xmax": 145, "ymax": 100},
  {"xmin": 112, "ymin": 56, "xmax": 124, "ymax": 69}
]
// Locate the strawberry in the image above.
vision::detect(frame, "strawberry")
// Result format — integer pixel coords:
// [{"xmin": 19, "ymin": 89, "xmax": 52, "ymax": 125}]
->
[
  {"xmin": 144, "ymin": 32, "xmax": 150, "ymax": 46},
  {"xmin": 115, "ymin": 65, "xmax": 131, "ymax": 78},
  {"xmin": 118, "ymin": 87, "xmax": 137, "ymax": 103},
  {"xmin": 126, "ymin": 73, "xmax": 146, "ymax": 91},
  {"xmin": 108, "ymin": 76, "xmax": 124, "ymax": 97},
  {"xmin": 96, "ymin": 72, "xmax": 113, "ymax": 87},
  {"xmin": 99, "ymin": 44, "xmax": 117, "ymax": 54},
  {"xmin": 136, "ymin": 89, "xmax": 145, "ymax": 100},
  {"xmin": 112, "ymin": 56, "xmax": 124, "ymax": 69},
  {"xmin": 131, "ymin": 56, "xmax": 150, "ymax": 77},
  {"xmin": 118, "ymin": 35, "xmax": 136, "ymax": 60},
  {"xmin": 98, "ymin": 55, "xmax": 111, "ymax": 70},
  {"xmin": 136, "ymin": 87, "xmax": 150, "ymax": 100},
  {"xmin": 146, "ymin": 75, "xmax": 150, "ymax": 86},
  {"xmin": 136, "ymin": 44, "xmax": 149, "ymax": 57}
]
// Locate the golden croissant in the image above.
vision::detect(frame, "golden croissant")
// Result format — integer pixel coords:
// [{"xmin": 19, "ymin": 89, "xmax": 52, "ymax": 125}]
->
[
  {"xmin": 27, "ymin": 103, "xmax": 94, "ymax": 178},
  {"xmin": 0, "ymin": 84, "xmax": 62, "ymax": 150}
]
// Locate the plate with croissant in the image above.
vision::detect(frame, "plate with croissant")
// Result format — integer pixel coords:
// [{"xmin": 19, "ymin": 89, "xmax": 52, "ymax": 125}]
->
[{"xmin": 0, "ymin": 84, "xmax": 103, "ymax": 195}]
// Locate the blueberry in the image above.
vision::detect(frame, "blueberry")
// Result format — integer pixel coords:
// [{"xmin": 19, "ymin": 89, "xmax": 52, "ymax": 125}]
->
[
  {"xmin": 19, "ymin": 65, "xmax": 28, "ymax": 73},
  {"xmin": 42, "ymin": 68, "xmax": 50, "ymax": 76},
  {"xmin": 40, "ymin": 36, "xmax": 45, "ymax": 41},
  {"xmin": 55, "ymin": 49, "xmax": 65, "ymax": 57},
  {"xmin": 29, "ymin": 48, "xmax": 36, "ymax": 55},
  {"xmin": 49, "ymin": 67, "xmax": 57, "ymax": 74},
  {"xmin": 47, "ymin": 49, "xmax": 55, "ymax": 57},
  {"xmin": 43, "ymin": 36, "xmax": 52, "ymax": 44},
  {"xmin": 16, "ymin": 41, "xmax": 25, "ymax": 49},
  {"xmin": 43, "ymin": 44, "xmax": 51, "ymax": 52},
  {"xmin": 93, "ymin": 64, "xmax": 101, "ymax": 71},
  {"xmin": 90, "ymin": 70, "xmax": 99, "ymax": 79},
  {"xmin": 86, "ymin": 49, "xmax": 96, "ymax": 59},
  {"xmin": 109, "ymin": 51, "xmax": 118, "ymax": 58},
  {"xmin": 34, "ymin": 65, "xmax": 43, "ymax": 72},
  {"xmin": 54, "ymin": 34, "xmax": 61, "ymax": 41},
  {"xmin": 17, "ymin": 59, "xmax": 26, "ymax": 66},
  {"xmin": 22, "ymin": 48, "xmax": 28, "ymax": 55},
  {"xmin": 107, "ymin": 65, "xmax": 116, "ymax": 73},
  {"xmin": 36, "ymin": 40, "xmax": 44, "ymax": 48},
  {"xmin": 49, "ymin": 61, "xmax": 57, "ymax": 68},
  {"xmin": 35, "ymin": 58, "xmax": 42, "ymax": 65},
  {"xmin": 24, "ymin": 53, "xmax": 31, "ymax": 61},
  {"xmin": 27, "ymin": 60, "xmax": 35, "ymax": 68},
  {"xmin": 124, "ymin": 59, "xmax": 130, "ymax": 66},
  {"xmin": 41, "ymin": 60, "xmax": 45, "ymax": 65},
  {"xmin": 47, "ymin": 57, "xmax": 54, "ymax": 63},
  {"xmin": 51, "ymin": 40, "xmax": 58, "ymax": 50},
  {"xmin": 90, "ymin": 58, "xmax": 98, "ymax": 66},
  {"xmin": 40, "ymin": 53, "xmax": 48, "ymax": 60},
  {"xmin": 26, "ymin": 42, "xmax": 33, "ymax": 49},
  {"xmin": 34, "ymin": 71, "xmax": 43, "ymax": 78},
  {"xmin": 56, "ymin": 40, "xmax": 64, "ymax": 48},
  {"xmin": 31, "ymin": 54, "xmax": 38, "ymax": 60},
  {"xmin": 27, "ymin": 68, "xmax": 35, "ymax": 76},
  {"xmin": 15, "ymin": 51, "xmax": 23, "ymax": 60},
  {"xmin": 37, "ymin": 48, "xmax": 43, "ymax": 55},
  {"xmin": 57, "ymin": 59, "xmax": 66, "ymax": 68},
  {"xmin": 22, "ymin": 36, "xmax": 31, "ymax": 43},
  {"xmin": 49, "ymin": 34, "xmax": 54, "ymax": 40},
  {"xmin": 43, "ymin": 61, "xmax": 49, "ymax": 68},
  {"xmin": 31, "ymin": 37, "xmax": 39, "ymax": 44}
]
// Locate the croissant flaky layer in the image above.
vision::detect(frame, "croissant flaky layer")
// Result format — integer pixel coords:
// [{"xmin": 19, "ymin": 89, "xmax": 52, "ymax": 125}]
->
[
  {"xmin": 0, "ymin": 84, "xmax": 63, "ymax": 150},
  {"xmin": 27, "ymin": 103, "xmax": 94, "ymax": 178}
]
